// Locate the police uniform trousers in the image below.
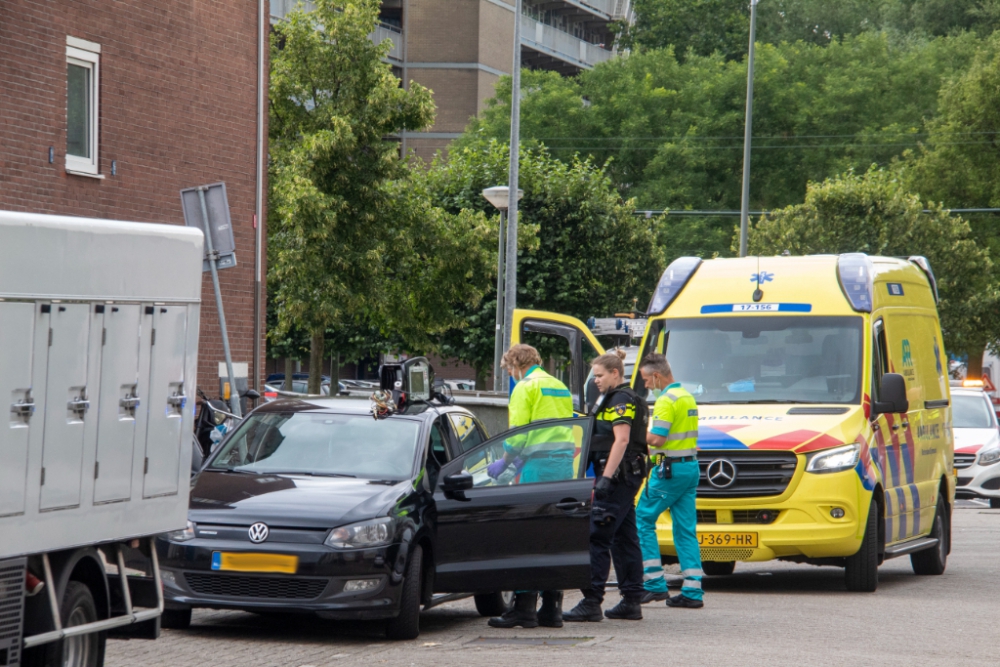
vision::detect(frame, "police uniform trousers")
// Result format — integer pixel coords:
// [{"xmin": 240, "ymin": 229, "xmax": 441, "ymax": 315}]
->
[
  {"xmin": 584, "ymin": 454, "xmax": 645, "ymax": 603},
  {"xmin": 635, "ymin": 460, "xmax": 704, "ymax": 600}
]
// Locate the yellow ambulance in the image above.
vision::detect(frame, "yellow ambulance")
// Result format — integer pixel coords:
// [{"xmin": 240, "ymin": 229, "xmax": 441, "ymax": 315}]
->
[{"xmin": 512, "ymin": 253, "xmax": 954, "ymax": 591}]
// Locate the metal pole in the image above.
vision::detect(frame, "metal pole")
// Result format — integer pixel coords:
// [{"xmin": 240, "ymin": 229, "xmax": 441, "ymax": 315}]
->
[
  {"xmin": 503, "ymin": 0, "xmax": 522, "ymax": 390},
  {"xmin": 493, "ymin": 208, "xmax": 507, "ymax": 392},
  {"xmin": 197, "ymin": 187, "xmax": 243, "ymax": 419},
  {"xmin": 738, "ymin": 0, "xmax": 759, "ymax": 258},
  {"xmin": 253, "ymin": 0, "xmax": 266, "ymax": 393}
]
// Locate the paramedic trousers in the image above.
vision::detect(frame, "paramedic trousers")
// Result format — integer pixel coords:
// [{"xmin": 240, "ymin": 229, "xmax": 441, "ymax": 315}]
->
[
  {"xmin": 635, "ymin": 460, "xmax": 704, "ymax": 601},
  {"xmin": 583, "ymin": 455, "xmax": 645, "ymax": 603}
]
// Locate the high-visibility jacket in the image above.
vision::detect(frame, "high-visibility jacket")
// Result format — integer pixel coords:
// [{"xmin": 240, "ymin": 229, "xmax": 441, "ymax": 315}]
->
[
  {"xmin": 504, "ymin": 366, "xmax": 574, "ymax": 459},
  {"xmin": 649, "ymin": 383, "xmax": 699, "ymax": 457}
]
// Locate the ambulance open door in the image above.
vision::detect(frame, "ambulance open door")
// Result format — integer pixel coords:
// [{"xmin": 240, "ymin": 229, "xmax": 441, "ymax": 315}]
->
[{"xmin": 511, "ymin": 309, "xmax": 605, "ymax": 414}]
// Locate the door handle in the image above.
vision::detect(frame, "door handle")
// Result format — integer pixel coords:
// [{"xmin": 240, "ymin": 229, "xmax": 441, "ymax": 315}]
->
[
  {"xmin": 119, "ymin": 395, "xmax": 141, "ymax": 414},
  {"xmin": 167, "ymin": 393, "xmax": 187, "ymax": 409},
  {"xmin": 68, "ymin": 395, "xmax": 90, "ymax": 415},
  {"xmin": 555, "ymin": 501, "xmax": 587, "ymax": 512},
  {"xmin": 10, "ymin": 401, "xmax": 35, "ymax": 418}
]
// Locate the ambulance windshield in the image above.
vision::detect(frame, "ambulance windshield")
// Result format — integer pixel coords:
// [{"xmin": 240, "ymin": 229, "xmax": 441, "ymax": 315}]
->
[{"xmin": 658, "ymin": 315, "xmax": 864, "ymax": 404}]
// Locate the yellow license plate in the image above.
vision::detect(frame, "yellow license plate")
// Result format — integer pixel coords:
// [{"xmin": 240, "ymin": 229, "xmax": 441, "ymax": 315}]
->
[
  {"xmin": 211, "ymin": 552, "xmax": 298, "ymax": 574},
  {"xmin": 697, "ymin": 532, "xmax": 758, "ymax": 548}
]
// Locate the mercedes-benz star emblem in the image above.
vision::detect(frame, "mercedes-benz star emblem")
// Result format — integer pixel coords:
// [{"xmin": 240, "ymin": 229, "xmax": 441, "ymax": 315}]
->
[
  {"xmin": 706, "ymin": 459, "xmax": 737, "ymax": 489},
  {"xmin": 248, "ymin": 522, "xmax": 269, "ymax": 543}
]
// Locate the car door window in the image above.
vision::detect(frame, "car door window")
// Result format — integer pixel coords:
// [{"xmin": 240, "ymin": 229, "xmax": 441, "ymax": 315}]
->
[
  {"xmin": 428, "ymin": 419, "xmax": 451, "ymax": 466},
  {"xmin": 450, "ymin": 418, "xmax": 590, "ymax": 487},
  {"xmin": 449, "ymin": 413, "xmax": 485, "ymax": 453}
]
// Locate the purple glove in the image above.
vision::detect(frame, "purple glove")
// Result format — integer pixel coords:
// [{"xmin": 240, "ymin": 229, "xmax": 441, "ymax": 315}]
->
[
  {"xmin": 487, "ymin": 458, "xmax": 510, "ymax": 479},
  {"xmin": 512, "ymin": 457, "xmax": 526, "ymax": 475}
]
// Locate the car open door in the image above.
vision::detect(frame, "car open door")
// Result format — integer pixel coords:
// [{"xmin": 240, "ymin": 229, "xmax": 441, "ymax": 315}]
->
[
  {"xmin": 432, "ymin": 417, "xmax": 594, "ymax": 593},
  {"xmin": 512, "ymin": 310, "xmax": 605, "ymax": 414}
]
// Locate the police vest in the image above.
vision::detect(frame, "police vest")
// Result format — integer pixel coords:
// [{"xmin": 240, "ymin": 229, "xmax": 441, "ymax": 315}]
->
[
  {"xmin": 649, "ymin": 384, "xmax": 699, "ymax": 457},
  {"xmin": 591, "ymin": 384, "xmax": 649, "ymax": 455}
]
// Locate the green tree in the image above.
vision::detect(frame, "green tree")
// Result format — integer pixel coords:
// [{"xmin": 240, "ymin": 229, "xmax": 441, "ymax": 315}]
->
[
  {"xmin": 418, "ymin": 140, "xmax": 663, "ymax": 387},
  {"xmin": 268, "ymin": 0, "xmax": 490, "ymax": 393},
  {"xmin": 747, "ymin": 167, "xmax": 994, "ymax": 360}
]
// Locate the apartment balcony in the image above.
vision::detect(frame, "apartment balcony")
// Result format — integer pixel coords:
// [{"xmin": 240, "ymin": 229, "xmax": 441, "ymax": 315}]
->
[
  {"xmin": 270, "ymin": 1, "xmax": 403, "ymax": 65},
  {"xmin": 520, "ymin": 14, "xmax": 614, "ymax": 74}
]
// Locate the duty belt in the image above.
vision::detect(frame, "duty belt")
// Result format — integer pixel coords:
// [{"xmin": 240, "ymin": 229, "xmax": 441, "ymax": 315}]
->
[{"xmin": 651, "ymin": 453, "xmax": 697, "ymax": 464}]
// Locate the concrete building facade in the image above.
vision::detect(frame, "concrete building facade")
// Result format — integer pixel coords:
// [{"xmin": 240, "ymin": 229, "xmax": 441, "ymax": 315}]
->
[{"xmin": 1, "ymin": 0, "xmax": 267, "ymax": 393}]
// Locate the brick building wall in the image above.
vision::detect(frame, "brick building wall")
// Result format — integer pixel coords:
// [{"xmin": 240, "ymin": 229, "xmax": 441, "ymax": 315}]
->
[{"xmin": 0, "ymin": 0, "xmax": 266, "ymax": 392}]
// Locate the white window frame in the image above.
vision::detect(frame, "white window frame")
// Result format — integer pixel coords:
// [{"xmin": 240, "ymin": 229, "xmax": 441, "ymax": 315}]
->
[{"xmin": 65, "ymin": 37, "xmax": 101, "ymax": 176}]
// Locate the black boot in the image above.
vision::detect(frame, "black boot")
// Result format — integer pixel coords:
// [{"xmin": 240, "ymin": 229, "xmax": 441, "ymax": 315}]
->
[
  {"xmin": 563, "ymin": 596, "xmax": 603, "ymax": 623},
  {"xmin": 639, "ymin": 590, "xmax": 670, "ymax": 604},
  {"xmin": 538, "ymin": 591, "xmax": 564, "ymax": 628},
  {"xmin": 604, "ymin": 597, "xmax": 643, "ymax": 620},
  {"xmin": 665, "ymin": 593, "xmax": 704, "ymax": 609},
  {"xmin": 488, "ymin": 592, "xmax": 539, "ymax": 629}
]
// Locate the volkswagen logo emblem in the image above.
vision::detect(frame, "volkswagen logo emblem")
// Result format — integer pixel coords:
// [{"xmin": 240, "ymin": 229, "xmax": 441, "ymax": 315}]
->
[
  {"xmin": 248, "ymin": 522, "xmax": 269, "ymax": 543},
  {"xmin": 706, "ymin": 459, "xmax": 737, "ymax": 489}
]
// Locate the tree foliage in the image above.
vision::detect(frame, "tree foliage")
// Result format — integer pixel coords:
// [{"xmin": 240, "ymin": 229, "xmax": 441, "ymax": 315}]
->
[
  {"xmin": 417, "ymin": 140, "xmax": 663, "ymax": 386},
  {"xmin": 747, "ymin": 167, "xmax": 994, "ymax": 355}
]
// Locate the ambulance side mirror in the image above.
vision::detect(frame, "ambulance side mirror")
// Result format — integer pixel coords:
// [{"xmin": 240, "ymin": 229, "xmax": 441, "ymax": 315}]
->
[{"xmin": 873, "ymin": 373, "xmax": 908, "ymax": 415}]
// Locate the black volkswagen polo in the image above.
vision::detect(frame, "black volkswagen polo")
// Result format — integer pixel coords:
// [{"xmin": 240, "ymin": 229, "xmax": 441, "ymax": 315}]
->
[{"xmin": 157, "ymin": 396, "xmax": 597, "ymax": 639}]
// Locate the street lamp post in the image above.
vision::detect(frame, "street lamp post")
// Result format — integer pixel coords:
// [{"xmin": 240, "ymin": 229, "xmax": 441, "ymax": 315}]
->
[
  {"xmin": 738, "ymin": 0, "xmax": 760, "ymax": 258},
  {"xmin": 483, "ymin": 186, "xmax": 523, "ymax": 392},
  {"xmin": 504, "ymin": 0, "xmax": 524, "ymax": 389}
]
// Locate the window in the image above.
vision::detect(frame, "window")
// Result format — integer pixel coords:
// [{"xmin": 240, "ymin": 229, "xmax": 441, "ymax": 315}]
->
[
  {"xmin": 428, "ymin": 420, "xmax": 451, "ymax": 466},
  {"xmin": 449, "ymin": 413, "xmax": 486, "ymax": 453},
  {"xmin": 873, "ymin": 320, "xmax": 889, "ymax": 403},
  {"xmin": 66, "ymin": 37, "xmax": 100, "ymax": 175},
  {"xmin": 457, "ymin": 419, "xmax": 588, "ymax": 488}
]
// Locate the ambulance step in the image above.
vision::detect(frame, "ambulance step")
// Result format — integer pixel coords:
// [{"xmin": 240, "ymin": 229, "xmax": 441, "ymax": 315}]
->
[{"xmin": 883, "ymin": 537, "xmax": 938, "ymax": 559}]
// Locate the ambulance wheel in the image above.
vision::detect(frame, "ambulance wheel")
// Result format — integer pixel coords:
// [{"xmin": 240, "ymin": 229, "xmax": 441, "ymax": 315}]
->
[
  {"xmin": 990, "ymin": 498, "xmax": 1000, "ymax": 509},
  {"xmin": 844, "ymin": 500, "xmax": 878, "ymax": 592},
  {"xmin": 702, "ymin": 561, "xmax": 736, "ymax": 576},
  {"xmin": 385, "ymin": 545, "xmax": 422, "ymax": 640},
  {"xmin": 474, "ymin": 591, "xmax": 514, "ymax": 617},
  {"xmin": 911, "ymin": 496, "xmax": 948, "ymax": 575}
]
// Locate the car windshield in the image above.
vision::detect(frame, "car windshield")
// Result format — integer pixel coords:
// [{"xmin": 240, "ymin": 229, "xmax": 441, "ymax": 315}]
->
[
  {"xmin": 208, "ymin": 412, "xmax": 421, "ymax": 480},
  {"xmin": 952, "ymin": 394, "xmax": 995, "ymax": 429},
  {"xmin": 657, "ymin": 316, "xmax": 864, "ymax": 404}
]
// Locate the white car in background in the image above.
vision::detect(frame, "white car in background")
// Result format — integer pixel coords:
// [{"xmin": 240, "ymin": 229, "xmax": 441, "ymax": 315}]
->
[{"xmin": 952, "ymin": 388, "xmax": 1000, "ymax": 508}]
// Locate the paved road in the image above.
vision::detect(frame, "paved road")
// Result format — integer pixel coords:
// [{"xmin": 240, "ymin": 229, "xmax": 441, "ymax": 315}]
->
[{"xmin": 108, "ymin": 503, "xmax": 999, "ymax": 667}]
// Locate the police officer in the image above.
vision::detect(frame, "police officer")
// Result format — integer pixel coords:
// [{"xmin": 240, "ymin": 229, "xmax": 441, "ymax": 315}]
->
[
  {"xmin": 564, "ymin": 350, "xmax": 648, "ymax": 622},
  {"xmin": 635, "ymin": 353, "xmax": 704, "ymax": 608},
  {"xmin": 486, "ymin": 344, "xmax": 573, "ymax": 629}
]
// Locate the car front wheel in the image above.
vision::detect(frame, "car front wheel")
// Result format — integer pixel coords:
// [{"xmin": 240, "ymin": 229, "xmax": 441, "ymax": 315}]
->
[
  {"xmin": 474, "ymin": 591, "xmax": 514, "ymax": 617},
  {"xmin": 385, "ymin": 545, "xmax": 423, "ymax": 640}
]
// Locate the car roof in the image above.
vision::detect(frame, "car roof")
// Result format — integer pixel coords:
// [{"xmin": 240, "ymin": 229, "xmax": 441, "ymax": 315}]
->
[
  {"xmin": 951, "ymin": 388, "xmax": 989, "ymax": 398},
  {"xmin": 251, "ymin": 397, "xmax": 472, "ymax": 420}
]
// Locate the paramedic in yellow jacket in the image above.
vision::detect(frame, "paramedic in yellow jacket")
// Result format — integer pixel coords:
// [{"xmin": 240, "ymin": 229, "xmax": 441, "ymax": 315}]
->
[{"xmin": 485, "ymin": 344, "xmax": 574, "ymax": 630}]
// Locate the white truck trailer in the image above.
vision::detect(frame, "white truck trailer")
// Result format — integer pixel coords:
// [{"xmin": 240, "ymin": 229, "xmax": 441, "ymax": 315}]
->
[{"xmin": 0, "ymin": 210, "xmax": 203, "ymax": 667}]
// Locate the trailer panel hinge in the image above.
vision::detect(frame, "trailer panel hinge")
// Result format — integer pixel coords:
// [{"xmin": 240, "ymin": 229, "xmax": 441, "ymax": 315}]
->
[
  {"xmin": 102, "ymin": 328, "xmax": 107, "ymax": 346},
  {"xmin": 144, "ymin": 457, "xmax": 149, "ymax": 474},
  {"xmin": 40, "ymin": 467, "xmax": 45, "ymax": 485},
  {"xmin": 48, "ymin": 328, "xmax": 53, "ymax": 346},
  {"xmin": 94, "ymin": 461, "xmax": 100, "ymax": 479},
  {"xmin": 151, "ymin": 329, "xmax": 156, "ymax": 346}
]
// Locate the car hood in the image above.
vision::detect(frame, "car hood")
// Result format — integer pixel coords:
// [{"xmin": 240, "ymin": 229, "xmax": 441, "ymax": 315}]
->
[
  {"xmin": 188, "ymin": 470, "xmax": 411, "ymax": 529},
  {"xmin": 696, "ymin": 404, "xmax": 866, "ymax": 453},
  {"xmin": 953, "ymin": 428, "xmax": 1000, "ymax": 455}
]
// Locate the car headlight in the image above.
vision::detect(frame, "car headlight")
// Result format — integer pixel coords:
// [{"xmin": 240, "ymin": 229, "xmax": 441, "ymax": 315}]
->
[
  {"xmin": 324, "ymin": 517, "xmax": 394, "ymax": 549},
  {"xmin": 806, "ymin": 444, "xmax": 860, "ymax": 474},
  {"xmin": 979, "ymin": 448, "xmax": 1000, "ymax": 466},
  {"xmin": 165, "ymin": 520, "xmax": 196, "ymax": 542}
]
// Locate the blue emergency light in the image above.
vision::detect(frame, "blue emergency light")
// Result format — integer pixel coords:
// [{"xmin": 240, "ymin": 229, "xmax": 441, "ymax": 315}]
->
[
  {"xmin": 837, "ymin": 253, "xmax": 873, "ymax": 313},
  {"xmin": 647, "ymin": 256, "xmax": 702, "ymax": 316}
]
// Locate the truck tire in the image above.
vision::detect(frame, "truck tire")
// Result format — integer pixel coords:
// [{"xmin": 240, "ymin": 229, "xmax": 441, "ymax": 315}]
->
[
  {"xmin": 474, "ymin": 591, "xmax": 514, "ymax": 617},
  {"xmin": 702, "ymin": 561, "xmax": 736, "ymax": 576},
  {"xmin": 911, "ymin": 495, "xmax": 948, "ymax": 575},
  {"xmin": 24, "ymin": 581, "xmax": 105, "ymax": 667},
  {"xmin": 844, "ymin": 500, "xmax": 879, "ymax": 592},
  {"xmin": 160, "ymin": 608, "xmax": 192, "ymax": 630},
  {"xmin": 385, "ymin": 545, "xmax": 422, "ymax": 640}
]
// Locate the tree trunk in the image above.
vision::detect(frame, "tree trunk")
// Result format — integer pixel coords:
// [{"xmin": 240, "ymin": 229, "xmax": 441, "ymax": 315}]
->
[
  {"xmin": 331, "ymin": 353, "xmax": 340, "ymax": 390},
  {"xmin": 284, "ymin": 357, "xmax": 295, "ymax": 392},
  {"xmin": 966, "ymin": 340, "xmax": 987, "ymax": 381},
  {"xmin": 309, "ymin": 329, "xmax": 325, "ymax": 395},
  {"xmin": 474, "ymin": 363, "xmax": 488, "ymax": 391}
]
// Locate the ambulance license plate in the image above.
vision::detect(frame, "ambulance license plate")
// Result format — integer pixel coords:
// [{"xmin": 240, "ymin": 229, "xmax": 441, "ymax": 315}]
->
[
  {"xmin": 697, "ymin": 532, "xmax": 758, "ymax": 548},
  {"xmin": 211, "ymin": 552, "xmax": 298, "ymax": 574}
]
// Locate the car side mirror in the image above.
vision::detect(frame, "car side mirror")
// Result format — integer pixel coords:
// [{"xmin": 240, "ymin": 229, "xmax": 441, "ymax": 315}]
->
[
  {"xmin": 873, "ymin": 373, "xmax": 908, "ymax": 415},
  {"xmin": 442, "ymin": 471, "xmax": 473, "ymax": 501},
  {"xmin": 244, "ymin": 389, "xmax": 261, "ymax": 401}
]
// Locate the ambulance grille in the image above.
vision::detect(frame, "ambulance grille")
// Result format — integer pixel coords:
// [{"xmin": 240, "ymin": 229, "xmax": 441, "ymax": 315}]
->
[
  {"xmin": 953, "ymin": 453, "xmax": 977, "ymax": 470},
  {"xmin": 700, "ymin": 547, "xmax": 755, "ymax": 562},
  {"xmin": 698, "ymin": 451, "xmax": 798, "ymax": 497}
]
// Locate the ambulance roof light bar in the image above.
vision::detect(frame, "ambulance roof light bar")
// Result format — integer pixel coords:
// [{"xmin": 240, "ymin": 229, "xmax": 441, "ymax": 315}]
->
[
  {"xmin": 837, "ymin": 253, "xmax": 873, "ymax": 313},
  {"xmin": 647, "ymin": 257, "xmax": 702, "ymax": 316}
]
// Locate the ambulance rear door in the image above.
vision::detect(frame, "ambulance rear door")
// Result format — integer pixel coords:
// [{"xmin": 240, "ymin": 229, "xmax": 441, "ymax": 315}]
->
[{"xmin": 511, "ymin": 310, "xmax": 605, "ymax": 414}]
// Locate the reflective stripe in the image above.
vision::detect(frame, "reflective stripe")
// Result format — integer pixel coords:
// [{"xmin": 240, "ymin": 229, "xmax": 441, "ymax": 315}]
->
[
  {"xmin": 682, "ymin": 579, "xmax": 703, "ymax": 589},
  {"xmin": 652, "ymin": 419, "xmax": 672, "ymax": 431},
  {"xmin": 681, "ymin": 569, "xmax": 704, "ymax": 577},
  {"xmin": 648, "ymin": 447, "xmax": 698, "ymax": 457},
  {"xmin": 643, "ymin": 559, "xmax": 661, "ymax": 568},
  {"xmin": 524, "ymin": 441, "xmax": 576, "ymax": 455},
  {"xmin": 540, "ymin": 388, "xmax": 571, "ymax": 397},
  {"xmin": 666, "ymin": 391, "xmax": 684, "ymax": 401},
  {"xmin": 665, "ymin": 430, "xmax": 699, "ymax": 441},
  {"xmin": 643, "ymin": 572, "xmax": 664, "ymax": 581}
]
